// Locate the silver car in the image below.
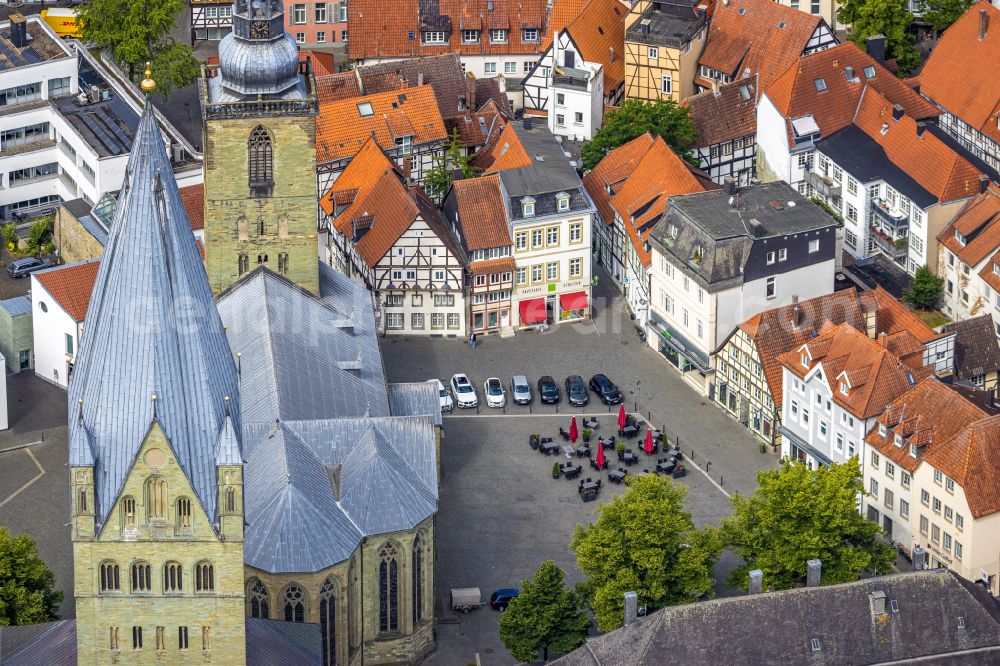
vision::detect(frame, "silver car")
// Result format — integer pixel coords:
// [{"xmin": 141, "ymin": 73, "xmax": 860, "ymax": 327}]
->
[{"xmin": 511, "ymin": 375, "xmax": 532, "ymax": 405}]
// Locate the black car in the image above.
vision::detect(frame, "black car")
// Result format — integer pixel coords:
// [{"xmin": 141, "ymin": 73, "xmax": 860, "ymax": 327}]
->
[
  {"xmin": 589, "ymin": 373, "xmax": 623, "ymax": 405},
  {"xmin": 489, "ymin": 588, "xmax": 520, "ymax": 611},
  {"xmin": 7, "ymin": 257, "xmax": 53, "ymax": 278},
  {"xmin": 565, "ymin": 375, "xmax": 589, "ymax": 406},
  {"xmin": 538, "ymin": 375, "xmax": 560, "ymax": 404}
]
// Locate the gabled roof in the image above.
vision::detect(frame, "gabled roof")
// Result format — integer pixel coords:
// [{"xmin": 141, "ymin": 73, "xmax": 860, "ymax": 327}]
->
[
  {"xmin": 443, "ymin": 105, "xmax": 507, "ymax": 148},
  {"xmin": 563, "ymin": 0, "xmax": 628, "ymax": 91},
  {"xmin": 779, "ymin": 322, "xmax": 927, "ymax": 419},
  {"xmin": 178, "ymin": 183, "xmax": 204, "ymax": 230},
  {"xmin": 918, "ymin": 1, "xmax": 1000, "ymax": 145},
  {"xmin": 347, "ymin": 0, "xmax": 550, "ymax": 60},
  {"xmin": 698, "ymin": 0, "xmax": 823, "ymax": 88},
  {"xmin": 356, "ymin": 54, "xmax": 478, "ymax": 118},
  {"xmin": 849, "ymin": 87, "xmax": 982, "ymax": 204},
  {"xmin": 583, "ymin": 133, "xmax": 654, "ymax": 227},
  {"xmin": 938, "ymin": 185, "xmax": 1000, "ymax": 268},
  {"xmin": 684, "ymin": 78, "xmax": 758, "ymax": 147},
  {"xmin": 68, "ymin": 100, "xmax": 241, "ymax": 526},
  {"xmin": 765, "ymin": 42, "xmax": 940, "ymax": 148},
  {"xmin": 924, "ymin": 413, "xmax": 1000, "ymax": 518},
  {"xmin": 729, "ymin": 289, "xmax": 866, "ymax": 409},
  {"xmin": 316, "ymin": 84, "xmax": 447, "ymax": 163},
  {"xmin": 543, "ymin": 0, "xmax": 587, "ymax": 50},
  {"xmin": 449, "ymin": 174, "xmax": 512, "ymax": 251},
  {"xmin": 471, "ymin": 120, "xmax": 533, "ymax": 173},
  {"xmin": 860, "ymin": 286, "xmax": 948, "ymax": 344},
  {"xmin": 315, "ymin": 71, "xmax": 363, "ymax": 103},
  {"xmin": 32, "ymin": 260, "xmax": 101, "ymax": 323},
  {"xmin": 942, "ymin": 315, "xmax": 1000, "ymax": 381}
]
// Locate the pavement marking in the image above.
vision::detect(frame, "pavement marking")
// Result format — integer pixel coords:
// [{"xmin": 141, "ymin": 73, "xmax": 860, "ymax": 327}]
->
[
  {"xmin": 0, "ymin": 448, "xmax": 46, "ymax": 510},
  {"xmin": 443, "ymin": 411, "xmax": 618, "ymax": 418},
  {"xmin": 0, "ymin": 439, "xmax": 44, "ymax": 454},
  {"xmin": 634, "ymin": 413, "xmax": 731, "ymax": 498}
]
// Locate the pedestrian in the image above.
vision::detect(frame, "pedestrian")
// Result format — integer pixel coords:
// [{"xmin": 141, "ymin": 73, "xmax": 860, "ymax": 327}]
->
[{"xmin": 470, "ymin": 332, "xmax": 477, "ymax": 349}]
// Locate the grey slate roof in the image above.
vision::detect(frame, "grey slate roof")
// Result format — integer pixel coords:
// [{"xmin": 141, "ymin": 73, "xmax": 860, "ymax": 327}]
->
[
  {"xmin": 552, "ymin": 570, "xmax": 1000, "ymax": 666},
  {"xmin": 67, "ymin": 100, "xmax": 242, "ymax": 526},
  {"xmin": 246, "ymin": 618, "xmax": 322, "ymax": 666},
  {"xmin": 943, "ymin": 315, "xmax": 1000, "ymax": 381},
  {"xmin": 389, "ymin": 381, "xmax": 443, "ymax": 426},
  {"xmin": 0, "ymin": 619, "xmax": 77, "ymax": 666},
  {"xmin": 500, "ymin": 122, "xmax": 588, "ymax": 198},
  {"xmin": 0, "ymin": 295, "xmax": 31, "ymax": 317}
]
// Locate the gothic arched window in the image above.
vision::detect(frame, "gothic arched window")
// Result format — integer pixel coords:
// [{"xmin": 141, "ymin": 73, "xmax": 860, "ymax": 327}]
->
[
  {"xmin": 121, "ymin": 496, "xmax": 137, "ymax": 533},
  {"xmin": 412, "ymin": 534, "xmax": 424, "ymax": 622},
  {"xmin": 145, "ymin": 477, "xmax": 167, "ymax": 519},
  {"xmin": 176, "ymin": 497, "xmax": 192, "ymax": 529},
  {"xmin": 248, "ymin": 126, "xmax": 273, "ymax": 188},
  {"xmin": 284, "ymin": 584, "xmax": 305, "ymax": 623},
  {"xmin": 378, "ymin": 544, "xmax": 399, "ymax": 633},
  {"xmin": 248, "ymin": 578, "xmax": 269, "ymax": 618},
  {"xmin": 100, "ymin": 561, "xmax": 120, "ymax": 592},
  {"xmin": 225, "ymin": 486, "xmax": 237, "ymax": 513},
  {"xmin": 131, "ymin": 561, "xmax": 151, "ymax": 592},
  {"xmin": 278, "ymin": 252, "xmax": 289, "ymax": 275},
  {"xmin": 163, "ymin": 561, "xmax": 182, "ymax": 592},
  {"xmin": 196, "ymin": 562, "xmax": 214, "ymax": 592},
  {"xmin": 319, "ymin": 579, "xmax": 336, "ymax": 665},
  {"xmin": 238, "ymin": 253, "xmax": 249, "ymax": 276}
]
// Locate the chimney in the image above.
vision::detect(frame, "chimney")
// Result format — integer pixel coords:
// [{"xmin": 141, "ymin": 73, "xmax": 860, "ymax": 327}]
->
[
  {"xmin": 866, "ymin": 35, "xmax": 886, "ymax": 63},
  {"xmin": 326, "ymin": 464, "xmax": 343, "ymax": 501},
  {"xmin": 417, "ymin": 71, "xmax": 425, "ymax": 87},
  {"xmin": 624, "ymin": 591, "xmax": 638, "ymax": 625},
  {"xmin": 748, "ymin": 218, "xmax": 764, "ymax": 238},
  {"xmin": 748, "ymin": 570, "xmax": 764, "ymax": 595},
  {"xmin": 912, "ymin": 546, "xmax": 927, "ymax": 570},
  {"xmin": 891, "ymin": 104, "xmax": 904, "ymax": 121},
  {"xmin": 916, "ymin": 122, "xmax": 926, "ymax": 137},
  {"xmin": 609, "ymin": 46, "xmax": 615, "ymax": 63},
  {"xmin": 712, "ymin": 79, "xmax": 720, "ymax": 96},
  {"xmin": 723, "ymin": 177, "xmax": 737, "ymax": 196},
  {"xmin": 980, "ymin": 174, "xmax": 990, "ymax": 194},
  {"xmin": 980, "ymin": 8, "xmax": 988, "ymax": 41},
  {"xmin": 807, "ymin": 559, "xmax": 822, "ymax": 587},
  {"xmin": 869, "ymin": 590, "xmax": 887, "ymax": 618},
  {"xmin": 523, "ymin": 118, "xmax": 533, "ymax": 130},
  {"xmin": 466, "ymin": 74, "xmax": 477, "ymax": 110},
  {"xmin": 9, "ymin": 13, "xmax": 28, "ymax": 48},
  {"xmin": 791, "ymin": 295, "xmax": 802, "ymax": 328}
]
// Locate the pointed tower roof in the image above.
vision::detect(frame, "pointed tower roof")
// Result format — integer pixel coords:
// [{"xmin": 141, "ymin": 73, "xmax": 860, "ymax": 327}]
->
[
  {"xmin": 215, "ymin": 401, "xmax": 243, "ymax": 466},
  {"xmin": 68, "ymin": 98, "xmax": 241, "ymax": 527}
]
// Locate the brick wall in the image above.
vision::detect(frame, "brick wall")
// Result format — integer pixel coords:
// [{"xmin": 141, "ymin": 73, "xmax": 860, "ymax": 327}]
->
[{"xmin": 53, "ymin": 205, "xmax": 105, "ymax": 265}]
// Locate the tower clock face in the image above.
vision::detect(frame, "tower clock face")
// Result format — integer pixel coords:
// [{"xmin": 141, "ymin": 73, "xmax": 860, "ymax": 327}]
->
[{"xmin": 250, "ymin": 20, "xmax": 270, "ymax": 39}]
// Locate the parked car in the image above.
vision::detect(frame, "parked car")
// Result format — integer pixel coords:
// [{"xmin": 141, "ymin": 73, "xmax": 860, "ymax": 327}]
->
[
  {"xmin": 565, "ymin": 375, "xmax": 589, "ymax": 406},
  {"xmin": 7, "ymin": 257, "xmax": 52, "ymax": 278},
  {"xmin": 427, "ymin": 378, "xmax": 453, "ymax": 412},
  {"xmin": 450, "ymin": 373, "xmax": 478, "ymax": 408},
  {"xmin": 538, "ymin": 375, "xmax": 560, "ymax": 404},
  {"xmin": 511, "ymin": 375, "xmax": 532, "ymax": 405},
  {"xmin": 484, "ymin": 377, "xmax": 506, "ymax": 408},
  {"xmin": 489, "ymin": 588, "xmax": 520, "ymax": 611},
  {"xmin": 589, "ymin": 373, "xmax": 623, "ymax": 405}
]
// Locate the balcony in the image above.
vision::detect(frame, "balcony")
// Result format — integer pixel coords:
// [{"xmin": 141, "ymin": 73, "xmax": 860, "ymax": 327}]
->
[
  {"xmin": 553, "ymin": 67, "xmax": 591, "ymax": 91},
  {"xmin": 803, "ymin": 166, "xmax": 841, "ymax": 198},
  {"xmin": 871, "ymin": 198, "xmax": 909, "ymax": 231},
  {"xmin": 870, "ymin": 225, "xmax": 908, "ymax": 260}
]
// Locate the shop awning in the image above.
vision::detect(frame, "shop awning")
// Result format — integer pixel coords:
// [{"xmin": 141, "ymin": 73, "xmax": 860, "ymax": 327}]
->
[
  {"xmin": 519, "ymin": 298, "xmax": 547, "ymax": 324},
  {"xmin": 559, "ymin": 291, "xmax": 588, "ymax": 312}
]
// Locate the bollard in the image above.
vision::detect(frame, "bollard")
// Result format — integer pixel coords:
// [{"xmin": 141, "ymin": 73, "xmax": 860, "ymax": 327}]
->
[{"xmin": 720, "ymin": 476, "xmax": 724, "ymax": 487}]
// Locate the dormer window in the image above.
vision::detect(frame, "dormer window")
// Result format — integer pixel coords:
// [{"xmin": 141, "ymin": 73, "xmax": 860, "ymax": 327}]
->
[
  {"xmin": 909, "ymin": 443, "xmax": 918, "ymax": 459},
  {"xmin": 840, "ymin": 381, "xmax": 849, "ymax": 395},
  {"xmin": 462, "ymin": 30, "xmax": 480, "ymax": 43},
  {"xmin": 522, "ymin": 197, "xmax": 536, "ymax": 217},
  {"xmin": 894, "ymin": 433, "xmax": 903, "ymax": 448},
  {"xmin": 801, "ymin": 352, "xmax": 809, "ymax": 368},
  {"xmin": 556, "ymin": 192, "xmax": 570, "ymax": 212},
  {"xmin": 490, "ymin": 29, "xmax": 508, "ymax": 44},
  {"xmin": 878, "ymin": 423, "xmax": 887, "ymax": 437},
  {"xmin": 994, "ymin": 262, "xmax": 1000, "ymax": 276},
  {"xmin": 954, "ymin": 229, "xmax": 966, "ymax": 247}
]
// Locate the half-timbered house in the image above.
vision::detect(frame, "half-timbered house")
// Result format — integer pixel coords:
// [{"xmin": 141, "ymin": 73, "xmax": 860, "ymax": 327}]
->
[
  {"xmin": 685, "ymin": 79, "xmax": 758, "ymax": 185},
  {"xmin": 190, "ymin": 0, "xmax": 234, "ymax": 41},
  {"xmin": 322, "ymin": 138, "xmax": 467, "ymax": 336},
  {"xmin": 623, "ymin": 0, "xmax": 707, "ymax": 103}
]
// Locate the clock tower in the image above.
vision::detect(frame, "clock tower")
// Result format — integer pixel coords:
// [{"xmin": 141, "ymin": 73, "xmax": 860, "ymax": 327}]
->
[{"xmin": 199, "ymin": 0, "xmax": 320, "ymax": 295}]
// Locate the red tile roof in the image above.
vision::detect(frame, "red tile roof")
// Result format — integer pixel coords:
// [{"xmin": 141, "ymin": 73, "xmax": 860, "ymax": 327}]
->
[
  {"xmin": 315, "ymin": 72, "xmax": 363, "ymax": 103},
  {"xmin": 863, "ymin": 286, "xmax": 948, "ymax": 344},
  {"xmin": 543, "ymin": 0, "xmax": 587, "ymax": 50},
  {"xmin": 852, "ymin": 87, "xmax": 983, "ymax": 203},
  {"xmin": 918, "ymin": 1, "xmax": 1000, "ymax": 145},
  {"xmin": 582, "ymin": 133, "xmax": 655, "ymax": 227},
  {"xmin": 34, "ymin": 260, "xmax": 101, "ymax": 322},
  {"xmin": 764, "ymin": 42, "xmax": 940, "ymax": 147},
  {"xmin": 939, "ymin": 185, "xmax": 1000, "ymax": 268},
  {"xmin": 684, "ymin": 78, "xmax": 758, "ymax": 146},
  {"xmin": 316, "ymin": 85, "xmax": 447, "ymax": 163},
  {"xmin": 444, "ymin": 107, "xmax": 507, "ymax": 148},
  {"xmin": 699, "ymin": 0, "xmax": 822, "ymax": 89},
  {"xmin": 471, "ymin": 121, "xmax": 533, "ymax": 173},
  {"xmin": 178, "ymin": 183, "xmax": 204, "ymax": 231},
  {"xmin": 923, "ymin": 413, "xmax": 1000, "ymax": 518},
  {"xmin": 300, "ymin": 50, "xmax": 336, "ymax": 76},
  {"xmin": 470, "ymin": 256, "xmax": 516, "ymax": 275},
  {"xmin": 562, "ymin": 0, "xmax": 627, "ymax": 91},
  {"xmin": 347, "ymin": 0, "xmax": 550, "ymax": 60},
  {"xmin": 449, "ymin": 174, "xmax": 512, "ymax": 250}
]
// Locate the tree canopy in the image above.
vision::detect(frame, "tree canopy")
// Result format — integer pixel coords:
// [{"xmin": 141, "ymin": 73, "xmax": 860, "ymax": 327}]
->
[
  {"xmin": 902, "ymin": 265, "xmax": 944, "ymax": 309},
  {"xmin": 498, "ymin": 561, "xmax": 590, "ymax": 662},
  {"xmin": 722, "ymin": 459, "xmax": 896, "ymax": 591},
  {"xmin": 0, "ymin": 528, "xmax": 62, "ymax": 626},
  {"xmin": 839, "ymin": 0, "xmax": 922, "ymax": 75},
  {"xmin": 79, "ymin": 0, "xmax": 199, "ymax": 97},
  {"xmin": 571, "ymin": 474, "xmax": 721, "ymax": 631},
  {"xmin": 580, "ymin": 99, "xmax": 699, "ymax": 172},
  {"xmin": 424, "ymin": 128, "xmax": 479, "ymax": 202},
  {"xmin": 919, "ymin": 0, "xmax": 974, "ymax": 32}
]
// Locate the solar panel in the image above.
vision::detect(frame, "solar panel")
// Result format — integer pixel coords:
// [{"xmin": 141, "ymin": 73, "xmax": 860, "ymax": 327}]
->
[
  {"xmin": 78, "ymin": 69, "xmax": 101, "ymax": 89},
  {"xmin": 0, "ymin": 42, "xmax": 24, "ymax": 66},
  {"xmin": 21, "ymin": 48, "xmax": 42, "ymax": 64},
  {"xmin": 79, "ymin": 112, "xmax": 122, "ymax": 155},
  {"xmin": 108, "ymin": 97, "xmax": 140, "ymax": 133},
  {"xmin": 94, "ymin": 106, "xmax": 133, "ymax": 149}
]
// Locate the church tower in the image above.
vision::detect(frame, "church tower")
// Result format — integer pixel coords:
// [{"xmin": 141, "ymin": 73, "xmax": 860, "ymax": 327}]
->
[
  {"xmin": 69, "ymin": 68, "xmax": 246, "ymax": 664},
  {"xmin": 200, "ymin": 0, "xmax": 319, "ymax": 295}
]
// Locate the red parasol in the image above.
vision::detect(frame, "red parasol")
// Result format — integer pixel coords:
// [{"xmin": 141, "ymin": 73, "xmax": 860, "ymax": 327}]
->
[
  {"xmin": 644, "ymin": 429, "xmax": 654, "ymax": 455},
  {"xmin": 569, "ymin": 416, "xmax": 579, "ymax": 444},
  {"xmin": 617, "ymin": 404, "xmax": 626, "ymax": 431},
  {"xmin": 596, "ymin": 442, "xmax": 605, "ymax": 469}
]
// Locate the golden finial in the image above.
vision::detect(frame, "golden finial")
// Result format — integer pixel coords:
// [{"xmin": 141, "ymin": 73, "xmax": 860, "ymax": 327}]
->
[{"xmin": 140, "ymin": 62, "xmax": 156, "ymax": 94}]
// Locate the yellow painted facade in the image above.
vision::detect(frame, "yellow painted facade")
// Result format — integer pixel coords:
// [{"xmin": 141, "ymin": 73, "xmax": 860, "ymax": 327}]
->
[{"xmin": 72, "ymin": 422, "xmax": 246, "ymax": 664}]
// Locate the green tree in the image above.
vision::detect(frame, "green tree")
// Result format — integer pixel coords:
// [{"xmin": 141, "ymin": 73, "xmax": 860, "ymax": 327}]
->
[
  {"xmin": 581, "ymin": 98, "xmax": 699, "ymax": 172},
  {"xmin": 424, "ymin": 128, "xmax": 479, "ymax": 201},
  {"xmin": 919, "ymin": 0, "xmax": 973, "ymax": 32},
  {"xmin": 902, "ymin": 265, "xmax": 944, "ymax": 309},
  {"xmin": 839, "ymin": 0, "xmax": 921, "ymax": 75},
  {"xmin": 78, "ymin": 0, "xmax": 199, "ymax": 97},
  {"xmin": 571, "ymin": 475, "xmax": 721, "ymax": 631},
  {"xmin": 498, "ymin": 561, "xmax": 590, "ymax": 662},
  {"xmin": 26, "ymin": 218, "xmax": 52, "ymax": 257},
  {"xmin": 722, "ymin": 459, "xmax": 896, "ymax": 591},
  {"xmin": 0, "ymin": 528, "xmax": 62, "ymax": 626}
]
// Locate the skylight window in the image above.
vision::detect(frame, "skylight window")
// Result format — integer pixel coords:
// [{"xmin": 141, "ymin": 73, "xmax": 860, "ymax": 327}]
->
[
  {"xmin": 864, "ymin": 65, "xmax": 876, "ymax": 79},
  {"xmin": 357, "ymin": 102, "xmax": 374, "ymax": 117},
  {"xmin": 814, "ymin": 78, "xmax": 827, "ymax": 92},
  {"xmin": 738, "ymin": 7, "xmax": 746, "ymax": 14},
  {"xmin": 881, "ymin": 123, "xmax": 889, "ymax": 135}
]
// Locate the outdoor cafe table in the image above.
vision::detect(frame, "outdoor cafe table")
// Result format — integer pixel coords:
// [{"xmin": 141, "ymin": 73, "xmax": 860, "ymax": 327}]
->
[
  {"xmin": 574, "ymin": 445, "xmax": 590, "ymax": 457},
  {"xmin": 599, "ymin": 437, "xmax": 616, "ymax": 449},
  {"xmin": 621, "ymin": 425, "xmax": 638, "ymax": 438},
  {"xmin": 608, "ymin": 469, "xmax": 627, "ymax": 483},
  {"xmin": 580, "ymin": 481, "xmax": 600, "ymax": 502},
  {"xmin": 621, "ymin": 452, "xmax": 638, "ymax": 465},
  {"xmin": 656, "ymin": 459, "xmax": 676, "ymax": 474},
  {"xmin": 540, "ymin": 442, "xmax": 561, "ymax": 455}
]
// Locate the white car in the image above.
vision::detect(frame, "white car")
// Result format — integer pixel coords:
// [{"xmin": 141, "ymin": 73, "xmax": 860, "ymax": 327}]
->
[
  {"xmin": 484, "ymin": 377, "xmax": 506, "ymax": 408},
  {"xmin": 427, "ymin": 378, "xmax": 453, "ymax": 412},
  {"xmin": 450, "ymin": 373, "xmax": 479, "ymax": 408}
]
